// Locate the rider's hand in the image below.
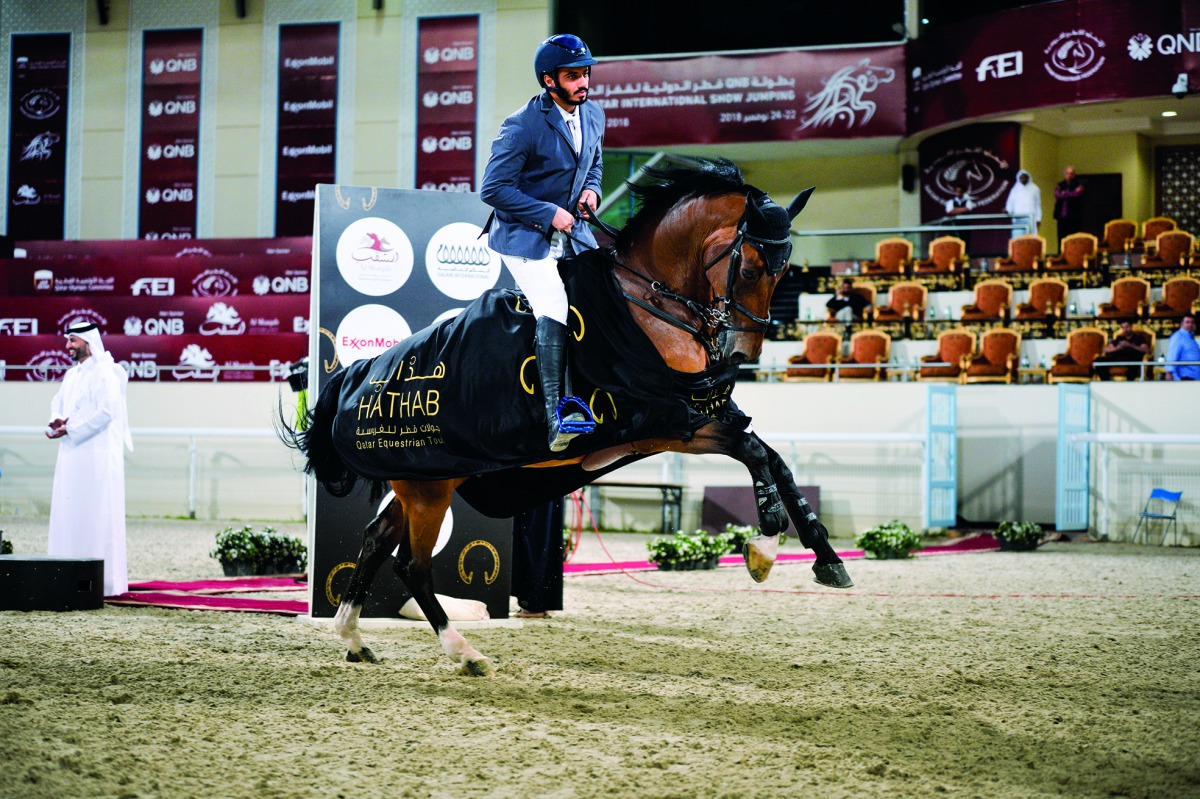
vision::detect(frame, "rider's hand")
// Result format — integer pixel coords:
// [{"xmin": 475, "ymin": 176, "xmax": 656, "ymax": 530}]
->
[
  {"xmin": 552, "ymin": 206, "xmax": 575, "ymax": 233},
  {"xmin": 577, "ymin": 190, "xmax": 599, "ymax": 217}
]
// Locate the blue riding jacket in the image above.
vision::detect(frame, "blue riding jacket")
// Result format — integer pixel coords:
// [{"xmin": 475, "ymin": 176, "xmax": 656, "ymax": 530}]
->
[{"xmin": 480, "ymin": 91, "xmax": 604, "ymax": 259}]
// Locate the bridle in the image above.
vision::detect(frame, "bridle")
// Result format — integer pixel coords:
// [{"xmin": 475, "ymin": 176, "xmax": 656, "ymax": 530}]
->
[{"xmin": 582, "ymin": 191, "xmax": 791, "ymax": 363}]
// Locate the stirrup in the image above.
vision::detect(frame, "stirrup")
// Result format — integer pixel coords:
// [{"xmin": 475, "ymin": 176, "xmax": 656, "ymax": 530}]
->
[{"xmin": 555, "ymin": 396, "xmax": 595, "ymax": 434}]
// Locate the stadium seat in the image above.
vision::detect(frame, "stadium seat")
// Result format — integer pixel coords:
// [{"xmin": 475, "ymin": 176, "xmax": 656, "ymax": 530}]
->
[
  {"xmin": 860, "ymin": 237, "xmax": 913, "ymax": 276},
  {"xmin": 784, "ymin": 330, "xmax": 842, "ymax": 382},
  {"xmin": 965, "ymin": 328, "xmax": 1021, "ymax": 384}
]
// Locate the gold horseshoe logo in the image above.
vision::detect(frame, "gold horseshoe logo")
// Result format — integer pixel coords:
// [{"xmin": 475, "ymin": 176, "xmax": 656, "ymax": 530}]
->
[
  {"xmin": 319, "ymin": 327, "xmax": 339, "ymax": 373},
  {"xmin": 568, "ymin": 305, "xmax": 585, "ymax": 342},
  {"xmin": 324, "ymin": 561, "xmax": 356, "ymax": 607},
  {"xmin": 334, "ymin": 185, "xmax": 378, "ymax": 211},
  {"xmin": 457, "ymin": 540, "xmax": 500, "ymax": 586},
  {"xmin": 519, "ymin": 355, "xmax": 537, "ymax": 395},
  {"xmin": 588, "ymin": 388, "xmax": 617, "ymax": 425}
]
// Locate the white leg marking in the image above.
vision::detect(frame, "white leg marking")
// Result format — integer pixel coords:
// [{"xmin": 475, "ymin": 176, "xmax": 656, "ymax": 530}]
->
[{"xmin": 333, "ymin": 602, "xmax": 364, "ymax": 652}]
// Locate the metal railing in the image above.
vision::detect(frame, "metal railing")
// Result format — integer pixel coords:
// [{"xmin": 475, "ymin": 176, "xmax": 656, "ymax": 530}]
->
[{"xmin": 0, "ymin": 362, "xmax": 295, "ymax": 383}]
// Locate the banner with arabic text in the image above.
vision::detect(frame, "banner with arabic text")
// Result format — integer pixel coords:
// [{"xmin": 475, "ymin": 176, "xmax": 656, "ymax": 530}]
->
[
  {"xmin": 591, "ymin": 45, "xmax": 905, "ymax": 147},
  {"xmin": 15, "ymin": 236, "xmax": 310, "ymax": 259},
  {"xmin": 139, "ymin": 28, "xmax": 203, "ymax": 240},
  {"xmin": 8, "ymin": 33, "xmax": 70, "ymax": 240}
]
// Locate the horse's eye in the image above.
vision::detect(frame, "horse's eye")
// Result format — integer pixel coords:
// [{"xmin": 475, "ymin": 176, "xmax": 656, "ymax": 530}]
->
[{"xmin": 740, "ymin": 266, "xmax": 758, "ymax": 281}]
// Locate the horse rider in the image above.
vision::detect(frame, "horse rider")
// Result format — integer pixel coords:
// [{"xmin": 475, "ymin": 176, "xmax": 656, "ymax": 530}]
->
[{"xmin": 480, "ymin": 33, "xmax": 605, "ymax": 453}]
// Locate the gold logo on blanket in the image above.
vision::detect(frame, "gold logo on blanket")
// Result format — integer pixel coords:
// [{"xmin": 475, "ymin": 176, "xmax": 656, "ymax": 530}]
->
[
  {"xmin": 458, "ymin": 540, "xmax": 500, "ymax": 586},
  {"xmin": 688, "ymin": 383, "xmax": 734, "ymax": 416},
  {"xmin": 588, "ymin": 388, "xmax": 617, "ymax": 424},
  {"xmin": 324, "ymin": 561, "xmax": 356, "ymax": 606}
]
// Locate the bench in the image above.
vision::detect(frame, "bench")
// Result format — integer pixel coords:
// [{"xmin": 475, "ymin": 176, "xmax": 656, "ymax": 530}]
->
[{"xmin": 586, "ymin": 482, "xmax": 683, "ymax": 535}]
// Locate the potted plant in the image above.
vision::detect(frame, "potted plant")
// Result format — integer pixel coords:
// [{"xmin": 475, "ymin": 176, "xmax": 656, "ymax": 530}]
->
[
  {"xmin": 647, "ymin": 529, "xmax": 734, "ymax": 570},
  {"xmin": 854, "ymin": 520, "xmax": 923, "ymax": 559},
  {"xmin": 210, "ymin": 525, "xmax": 308, "ymax": 576},
  {"xmin": 722, "ymin": 523, "xmax": 759, "ymax": 555},
  {"xmin": 994, "ymin": 520, "xmax": 1043, "ymax": 551}
]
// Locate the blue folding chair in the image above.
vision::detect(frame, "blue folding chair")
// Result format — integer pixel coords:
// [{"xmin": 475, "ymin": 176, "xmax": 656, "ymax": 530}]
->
[{"xmin": 1132, "ymin": 489, "xmax": 1182, "ymax": 545}]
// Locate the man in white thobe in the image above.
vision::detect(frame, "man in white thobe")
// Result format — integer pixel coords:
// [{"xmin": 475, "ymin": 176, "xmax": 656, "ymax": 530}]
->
[
  {"xmin": 45, "ymin": 322, "xmax": 133, "ymax": 596},
  {"xmin": 1004, "ymin": 169, "xmax": 1042, "ymax": 235}
]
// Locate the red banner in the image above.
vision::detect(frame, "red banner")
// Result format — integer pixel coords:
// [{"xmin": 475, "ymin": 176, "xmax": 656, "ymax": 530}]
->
[
  {"xmin": 8, "ymin": 33, "xmax": 70, "ymax": 240},
  {"xmin": 0, "ymin": 255, "xmax": 310, "ymax": 297},
  {"xmin": 15, "ymin": 236, "xmax": 311, "ymax": 259},
  {"xmin": 139, "ymin": 29, "xmax": 203, "ymax": 240},
  {"xmin": 275, "ymin": 23, "xmax": 339, "ymax": 236},
  {"xmin": 415, "ymin": 16, "xmax": 478, "ymax": 192},
  {"xmin": 0, "ymin": 294, "xmax": 309, "ymax": 338},
  {"xmin": 591, "ymin": 45, "xmax": 906, "ymax": 147},
  {"xmin": 908, "ymin": 0, "xmax": 1200, "ymax": 133},
  {"xmin": 1, "ymin": 334, "xmax": 305, "ymax": 382}
]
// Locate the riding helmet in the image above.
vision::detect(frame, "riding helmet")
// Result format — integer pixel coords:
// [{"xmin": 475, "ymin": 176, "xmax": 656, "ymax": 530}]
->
[{"xmin": 534, "ymin": 34, "xmax": 596, "ymax": 87}]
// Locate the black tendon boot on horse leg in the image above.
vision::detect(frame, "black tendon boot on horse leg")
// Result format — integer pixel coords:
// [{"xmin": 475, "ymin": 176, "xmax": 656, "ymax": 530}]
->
[
  {"xmin": 334, "ymin": 503, "xmax": 406, "ymax": 664},
  {"xmin": 535, "ymin": 316, "xmax": 595, "ymax": 453},
  {"xmin": 763, "ymin": 442, "xmax": 853, "ymax": 588}
]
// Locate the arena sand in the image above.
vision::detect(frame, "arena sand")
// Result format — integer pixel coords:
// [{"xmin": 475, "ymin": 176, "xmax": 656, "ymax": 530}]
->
[{"xmin": 0, "ymin": 517, "xmax": 1197, "ymax": 799}]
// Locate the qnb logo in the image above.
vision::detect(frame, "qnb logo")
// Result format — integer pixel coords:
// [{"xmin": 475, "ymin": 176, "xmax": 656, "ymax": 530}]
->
[
  {"xmin": 252, "ymin": 274, "xmax": 309, "ymax": 295},
  {"xmin": 421, "ymin": 181, "xmax": 472, "ymax": 192},
  {"xmin": 132, "ymin": 277, "xmax": 176, "ymax": 296},
  {"xmin": 122, "ymin": 359, "xmax": 159, "ymax": 380},
  {"xmin": 422, "ymin": 89, "xmax": 475, "ymax": 108},
  {"xmin": 435, "ymin": 243, "xmax": 491, "ymax": 267},
  {"xmin": 124, "ymin": 316, "xmax": 183, "ymax": 336},
  {"xmin": 1128, "ymin": 31, "xmax": 1200, "ymax": 60},
  {"xmin": 144, "ymin": 231, "xmax": 194, "ymax": 241},
  {"xmin": 145, "ymin": 187, "xmax": 194, "ymax": 204},
  {"xmin": 146, "ymin": 143, "xmax": 195, "ymax": 160},
  {"xmin": 423, "ymin": 45, "xmax": 475, "ymax": 65},
  {"xmin": 149, "ymin": 57, "xmax": 198, "ymax": 75},
  {"xmin": 421, "ymin": 135, "xmax": 473, "ymax": 153},
  {"xmin": 147, "ymin": 99, "xmax": 197, "ymax": 117},
  {"xmin": 976, "ymin": 51, "xmax": 1023, "ymax": 82},
  {"xmin": 1044, "ymin": 30, "xmax": 1106, "ymax": 82},
  {"xmin": 0, "ymin": 318, "xmax": 38, "ymax": 335}
]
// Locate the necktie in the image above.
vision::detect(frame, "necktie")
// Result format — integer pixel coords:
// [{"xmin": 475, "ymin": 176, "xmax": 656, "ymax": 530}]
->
[{"xmin": 567, "ymin": 115, "xmax": 581, "ymax": 153}]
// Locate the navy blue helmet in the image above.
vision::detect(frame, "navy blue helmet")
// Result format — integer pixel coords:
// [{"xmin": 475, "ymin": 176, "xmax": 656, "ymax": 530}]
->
[{"xmin": 534, "ymin": 34, "xmax": 596, "ymax": 87}]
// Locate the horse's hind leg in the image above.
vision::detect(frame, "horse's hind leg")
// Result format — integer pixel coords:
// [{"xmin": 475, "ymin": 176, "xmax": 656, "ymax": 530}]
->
[
  {"xmin": 334, "ymin": 501, "xmax": 404, "ymax": 664},
  {"xmin": 761, "ymin": 438, "xmax": 853, "ymax": 588},
  {"xmin": 391, "ymin": 479, "xmax": 495, "ymax": 677}
]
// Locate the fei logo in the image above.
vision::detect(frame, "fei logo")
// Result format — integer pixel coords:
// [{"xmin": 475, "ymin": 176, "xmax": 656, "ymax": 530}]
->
[
  {"xmin": 0, "ymin": 318, "xmax": 38, "ymax": 335},
  {"xmin": 976, "ymin": 51, "xmax": 1023, "ymax": 82},
  {"xmin": 132, "ymin": 277, "xmax": 175, "ymax": 296}
]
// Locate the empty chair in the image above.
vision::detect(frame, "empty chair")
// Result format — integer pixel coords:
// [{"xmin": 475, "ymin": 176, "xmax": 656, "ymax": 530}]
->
[
  {"xmin": 874, "ymin": 281, "xmax": 928, "ymax": 323},
  {"xmin": 993, "ymin": 234, "xmax": 1046, "ymax": 274},
  {"xmin": 784, "ymin": 330, "xmax": 842, "ymax": 382},
  {"xmin": 1014, "ymin": 277, "xmax": 1069, "ymax": 321},
  {"xmin": 912, "ymin": 235, "xmax": 966, "ymax": 278},
  {"xmin": 1132, "ymin": 488, "xmax": 1182, "ymax": 546},
  {"xmin": 965, "ymin": 328, "xmax": 1022, "ymax": 384},
  {"xmin": 1096, "ymin": 276, "xmax": 1151, "ymax": 320},
  {"xmin": 1139, "ymin": 230, "xmax": 1193, "ymax": 269},
  {"xmin": 860, "ymin": 237, "xmax": 913, "ymax": 276},
  {"xmin": 917, "ymin": 328, "xmax": 975, "ymax": 383},
  {"xmin": 961, "ymin": 278, "xmax": 1013, "ymax": 323},
  {"xmin": 1099, "ymin": 218, "xmax": 1136, "ymax": 263},
  {"xmin": 1140, "ymin": 216, "xmax": 1177, "ymax": 246},
  {"xmin": 1045, "ymin": 232, "xmax": 1097, "ymax": 274},
  {"xmin": 1048, "ymin": 326, "xmax": 1107, "ymax": 383},
  {"xmin": 1148, "ymin": 276, "xmax": 1200, "ymax": 322},
  {"xmin": 839, "ymin": 329, "xmax": 891, "ymax": 380}
]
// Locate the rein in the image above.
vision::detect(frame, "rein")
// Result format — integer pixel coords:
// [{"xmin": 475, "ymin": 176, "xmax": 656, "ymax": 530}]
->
[{"xmin": 567, "ymin": 195, "xmax": 774, "ymax": 363}]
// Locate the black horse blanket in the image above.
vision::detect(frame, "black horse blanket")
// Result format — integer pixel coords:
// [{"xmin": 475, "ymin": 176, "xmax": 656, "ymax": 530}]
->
[{"xmin": 332, "ymin": 250, "xmax": 746, "ymax": 516}]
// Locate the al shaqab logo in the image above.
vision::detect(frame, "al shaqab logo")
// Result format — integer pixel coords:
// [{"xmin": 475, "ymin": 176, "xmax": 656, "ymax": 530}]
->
[{"xmin": 1044, "ymin": 30, "xmax": 1106, "ymax": 82}]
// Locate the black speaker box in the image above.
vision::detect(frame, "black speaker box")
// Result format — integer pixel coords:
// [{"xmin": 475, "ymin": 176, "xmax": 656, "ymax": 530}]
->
[
  {"xmin": 0, "ymin": 556, "xmax": 104, "ymax": 611},
  {"xmin": 902, "ymin": 164, "xmax": 917, "ymax": 193}
]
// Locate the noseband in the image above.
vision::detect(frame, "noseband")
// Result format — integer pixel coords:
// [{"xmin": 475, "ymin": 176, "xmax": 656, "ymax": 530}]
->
[{"xmin": 609, "ymin": 192, "xmax": 791, "ymax": 363}]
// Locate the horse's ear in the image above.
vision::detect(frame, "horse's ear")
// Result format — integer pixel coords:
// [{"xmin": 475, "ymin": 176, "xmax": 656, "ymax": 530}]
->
[{"xmin": 786, "ymin": 187, "xmax": 815, "ymax": 221}]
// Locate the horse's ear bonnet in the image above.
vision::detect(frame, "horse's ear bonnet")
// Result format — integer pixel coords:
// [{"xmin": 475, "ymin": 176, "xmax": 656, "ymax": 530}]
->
[{"xmin": 745, "ymin": 188, "xmax": 807, "ymax": 275}]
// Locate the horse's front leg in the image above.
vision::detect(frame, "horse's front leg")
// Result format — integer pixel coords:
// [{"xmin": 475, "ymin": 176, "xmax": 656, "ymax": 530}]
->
[
  {"xmin": 759, "ymin": 437, "xmax": 853, "ymax": 589},
  {"xmin": 334, "ymin": 500, "xmax": 404, "ymax": 664},
  {"xmin": 391, "ymin": 479, "xmax": 495, "ymax": 677}
]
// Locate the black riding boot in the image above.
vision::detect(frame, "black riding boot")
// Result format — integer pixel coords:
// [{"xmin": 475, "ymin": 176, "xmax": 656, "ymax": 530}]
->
[{"xmin": 535, "ymin": 316, "xmax": 595, "ymax": 453}]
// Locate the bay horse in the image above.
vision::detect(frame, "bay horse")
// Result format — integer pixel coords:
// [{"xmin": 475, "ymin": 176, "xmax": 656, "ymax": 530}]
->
[{"xmin": 281, "ymin": 158, "xmax": 852, "ymax": 676}]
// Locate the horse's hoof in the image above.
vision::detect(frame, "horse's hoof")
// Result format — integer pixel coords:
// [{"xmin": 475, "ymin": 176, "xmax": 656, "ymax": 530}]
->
[
  {"xmin": 346, "ymin": 646, "xmax": 379, "ymax": 664},
  {"xmin": 743, "ymin": 535, "xmax": 779, "ymax": 584},
  {"xmin": 812, "ymin": 562, "xmax": 854, "ymax": 589},
  {"xmin": 460, "ymin": 657, "xmax": 496, "ymax": 677}
]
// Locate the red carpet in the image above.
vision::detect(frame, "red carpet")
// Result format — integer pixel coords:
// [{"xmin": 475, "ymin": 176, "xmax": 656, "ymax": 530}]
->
[{"xmin": 105, "ymin": 534, "xmax": 1000, "ymax": 615}]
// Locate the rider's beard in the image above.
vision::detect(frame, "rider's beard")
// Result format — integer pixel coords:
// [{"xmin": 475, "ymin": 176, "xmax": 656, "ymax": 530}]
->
[{"xmin": 552, "ymin": 82, "xmax": 586, "ymax": 106}]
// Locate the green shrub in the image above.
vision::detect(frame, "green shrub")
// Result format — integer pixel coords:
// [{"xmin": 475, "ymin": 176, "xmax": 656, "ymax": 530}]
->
[
  {"xmin": 647, "ymin": 529, "xmax": 734, "ymax": 568},
  {"xmin": 210, "ymin": 525, "xmax": 307, "ymax": 575},
  {"xmin": 0, "ymin": 537, "xmax": 11, "ymax": 555},
  {"xmin": 854, "ymin": 520, "xmax": 923, "ymax": 559},
  {"xmin": 995, "ymin": 520, "xmax": 1044, "ymax": 548}
]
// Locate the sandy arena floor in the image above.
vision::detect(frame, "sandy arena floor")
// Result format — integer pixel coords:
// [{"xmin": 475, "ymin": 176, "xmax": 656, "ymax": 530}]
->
[{"xmin": 0, "ymin": 516, "xmax": 1197, "ymax": 799}]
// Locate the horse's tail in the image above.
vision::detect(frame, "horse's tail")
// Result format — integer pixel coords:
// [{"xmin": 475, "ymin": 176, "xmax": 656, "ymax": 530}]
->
[{"xmin": 276, "ymin": 368, "xmax": 362, "ymax": 498}]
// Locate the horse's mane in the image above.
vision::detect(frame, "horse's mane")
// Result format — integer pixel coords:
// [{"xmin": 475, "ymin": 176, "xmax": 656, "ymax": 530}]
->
[{"xmin": 614, "ymin": 158, "xmax": 746, "ymax": 252}]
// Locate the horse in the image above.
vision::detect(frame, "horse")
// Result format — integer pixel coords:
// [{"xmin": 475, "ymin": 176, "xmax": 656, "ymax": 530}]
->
[{"xmin": 280, "ymin": 158, "xmax": 853, "ymax": 676}]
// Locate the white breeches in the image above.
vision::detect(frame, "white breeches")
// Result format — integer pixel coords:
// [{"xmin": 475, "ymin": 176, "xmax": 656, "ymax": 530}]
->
[{"xmin": 496, "ymin": 252, "xmax": 568, "ymax": 324}]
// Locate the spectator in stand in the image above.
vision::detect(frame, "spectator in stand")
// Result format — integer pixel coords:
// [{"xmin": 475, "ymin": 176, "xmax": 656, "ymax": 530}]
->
[
  {"xmin": 1094, "ymin": 318, "xmax": 1152, "ymax": 380},
  {"xmin": 1164, "ymin": 313, "xmax": 1200, "ymax": 381},
  {"xmin": 826, "ymin": 278, "xmax": 870, "ymax": 325},
  {"xmin": 1053, "ymin": 166, "xmax": 1085, "ymax": 247},
  {"xmin": 1004, "ymin": 169, "xmax": 1042, "ymax": 235}
]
